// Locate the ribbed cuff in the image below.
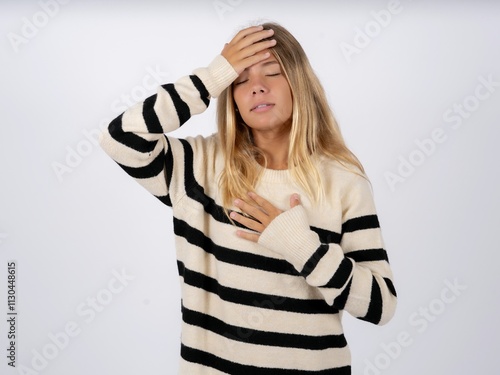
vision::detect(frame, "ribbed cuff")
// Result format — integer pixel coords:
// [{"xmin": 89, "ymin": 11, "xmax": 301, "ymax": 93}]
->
[
  {"xmin": 193, "ymin": 55, "xmax": 238, "ymax": 98},
  {"xmin": 258, "ymin": 205, "xmax": 321, "ymax": 271}
]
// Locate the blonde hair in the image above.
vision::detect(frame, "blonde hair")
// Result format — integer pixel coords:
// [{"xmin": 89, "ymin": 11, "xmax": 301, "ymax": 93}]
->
[{"xmin": 217, "ymin": 22, "xmax": 365, "ymax": 213}]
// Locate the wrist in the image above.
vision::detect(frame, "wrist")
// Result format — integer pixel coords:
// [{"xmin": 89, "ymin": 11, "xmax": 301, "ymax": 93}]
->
[
  {"xmin": 193, "ymin": 55, "xmax": 238, "ymax": 98},
  {"xmin": 258, "ymin": 205, "xmax": 320, "ymax": 269}
]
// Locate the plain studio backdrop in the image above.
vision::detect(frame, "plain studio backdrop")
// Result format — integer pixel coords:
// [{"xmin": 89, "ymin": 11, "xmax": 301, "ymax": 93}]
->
[{"xmin": 1, "ymin": 1, "xmax": 499, "ymax": 374}]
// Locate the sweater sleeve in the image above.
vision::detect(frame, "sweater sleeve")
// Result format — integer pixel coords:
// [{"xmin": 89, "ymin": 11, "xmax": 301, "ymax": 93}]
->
[
  {"xmin": 99, "ymin": 55, "xmax": 238, "ymax": 206},
  {"xmin": 258, "ymin": 174, "xmax": 397, "ymax": 325}
]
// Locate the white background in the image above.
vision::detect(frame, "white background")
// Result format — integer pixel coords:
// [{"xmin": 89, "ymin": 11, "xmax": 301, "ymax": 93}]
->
[{"xmin": 1, "ymin": 0, "xmax": 499, "ymax": 374}]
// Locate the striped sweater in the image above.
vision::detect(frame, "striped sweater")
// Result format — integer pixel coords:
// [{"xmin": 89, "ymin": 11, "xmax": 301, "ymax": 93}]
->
[{"xmin": 99, "ymin": 55, "xmax": 397, "ymax": 374}]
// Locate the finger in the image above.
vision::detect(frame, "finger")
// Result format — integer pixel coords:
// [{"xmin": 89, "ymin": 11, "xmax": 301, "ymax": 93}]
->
[
  {"xmin": 233, "ymin": 199, "xmax": 268, "ymax": 225},
  {"xmin": 247, "ymin": 192, "xmax": 281, "ymax": 218},
  {"xmin": 227, "ymin": 36, "xmax": 275, "ymax": 64},
  {"xmin": 230, "ymin": 44, "xmax": 273, "ymax": 73},
  {"xmin": 290, "ymin": 193, "xmax": 301, "ymax": 208},
  {"xmin": 235, "ymin": 229, "xmax": 260, "ymax": 243},
  {"xmin": 238, "ymin": 28, "xmax": 275, "ymax": 50},
  {"xmin": 222, "ymin": 28, "xmax": 276, "ymax": 74},
  {"xmin": 229, "ymin": 25, "xmax": 265, "ymax": 44},
  {"xmin": 239, "ymin": 39, "xmax": 276, "ymax": 59},
  {"xmin": 227, "ymin": 29, "xmax": 275, "ymax": 60},
  {"xmin": 222, "ymin": 26, "xmax": 267, "ymax": 57},
  {"xmin": 231, "ymin": 27, "xmax": 273, "ymax": 48},
  {"xmin": 232, "ymin": 32, "xmax": 275, "ymax": 60},
  {"xmin": 230, "ymin": 211, "xmax": 265, "ymax": 233},
  {"xmin": 222, "ymin": 41, "xmax": 275, "ymax": 75}
]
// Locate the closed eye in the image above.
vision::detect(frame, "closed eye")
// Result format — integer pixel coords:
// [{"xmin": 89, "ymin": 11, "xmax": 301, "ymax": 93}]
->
[{"xmin": 234, "ymin": 72, "xmax": 280, "ymax": 86}]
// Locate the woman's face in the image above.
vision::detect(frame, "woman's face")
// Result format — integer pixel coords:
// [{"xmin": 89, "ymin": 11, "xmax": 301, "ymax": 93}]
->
[{"xmin": 232, "ymin": 53, "xmax": 293, "ymax": 135}]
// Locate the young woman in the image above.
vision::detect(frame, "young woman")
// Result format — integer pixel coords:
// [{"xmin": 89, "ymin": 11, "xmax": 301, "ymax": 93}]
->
[{"xmin": 100, "ymin": 22, "xmax": 397, "ymax": 374}]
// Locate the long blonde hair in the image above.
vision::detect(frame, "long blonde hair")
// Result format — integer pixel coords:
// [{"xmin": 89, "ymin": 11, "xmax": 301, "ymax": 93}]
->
[{"xmin": 217, "ymin": 22, "xmax": 364, "ymax": 212}]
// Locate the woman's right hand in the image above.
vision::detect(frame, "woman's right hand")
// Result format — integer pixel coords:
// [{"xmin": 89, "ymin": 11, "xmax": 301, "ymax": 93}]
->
[{"xmin": 221, "ymin": 25, "xmax": 276, "ymax": 75}]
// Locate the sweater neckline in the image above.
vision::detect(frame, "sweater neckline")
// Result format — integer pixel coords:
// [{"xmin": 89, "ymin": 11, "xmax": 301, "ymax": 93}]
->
[{"xmin": 259, "ymin": 167, "xmax": 291, "ymax": 184}]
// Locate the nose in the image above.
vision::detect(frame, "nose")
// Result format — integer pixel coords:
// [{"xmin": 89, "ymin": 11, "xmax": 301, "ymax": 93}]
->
[{"xmin": 250, "ymin": 77, "xmax": 268, "ymax": 95}]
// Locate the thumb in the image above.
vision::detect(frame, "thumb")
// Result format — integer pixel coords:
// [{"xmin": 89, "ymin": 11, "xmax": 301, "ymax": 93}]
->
[{"xmin": 290, "ymin": 193, "xmax": 301, "ymax": 208}]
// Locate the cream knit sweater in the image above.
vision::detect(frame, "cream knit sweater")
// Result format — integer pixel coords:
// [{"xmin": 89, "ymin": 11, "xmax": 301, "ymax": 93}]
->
[{"xmin": 99, "ymin": 55, "xmax": 397, "ymax": 374}]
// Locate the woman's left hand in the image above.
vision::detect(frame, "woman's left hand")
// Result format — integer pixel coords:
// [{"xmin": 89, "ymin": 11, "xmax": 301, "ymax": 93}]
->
[{"xmin": 230, "ymin": 192, "xmax": 301, "ymax": 242}]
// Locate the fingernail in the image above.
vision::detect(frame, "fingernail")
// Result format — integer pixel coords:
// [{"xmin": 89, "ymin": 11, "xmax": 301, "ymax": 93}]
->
[{"xmin": 234, "ymin": 199, "xmax": 241, "ymax": 206}]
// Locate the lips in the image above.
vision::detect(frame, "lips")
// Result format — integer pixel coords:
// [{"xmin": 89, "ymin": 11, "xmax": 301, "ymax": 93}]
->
[{"xmin": 251, "ymin": 103, "xmax": 274, "ymax": 111}]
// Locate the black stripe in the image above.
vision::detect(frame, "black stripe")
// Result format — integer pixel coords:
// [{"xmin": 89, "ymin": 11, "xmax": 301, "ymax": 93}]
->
[
  {"xmin": 108, "ymin": 114, "xmax": 158, "ymax": 153},
  {"xmin": 311, "ymin": 226, "xmax": 341, "ymax": 244},
  {"xmin": 190, "ymin": 75, "xmax": 210, "ymax": 108},
  {"xmin": 174, "ymin": 218, "xmax": 296, "ymax": 275},
  {"xmin": 162, "ymin": 83, "xmax": 191, "ymax": 126},
  {"xmin": 182, "ymin": 306, "xmax": 346, "ymax": 350},
  {"xmin": 142, "ymin": 94, "xmax": 164, "ymax": 133},
  {"xmin": 177, "ymin": 261, "xmax": 338, "ymax": 315},
  {"xmin": 342, "ymin": 215, "xmax": 379, "ymax": 234},
  {"xmin": 163, "ymin": 135, "xmax": 173, "ymax": 191},
  {"xmin": 156, "ymin": 195, "xmax": 171, "ymax": 207},
  {"xmin": 179, "ymin": 139, "xmax": 236, "ymax": 225},
  {"xmin": 181, "ymin": 344, "xmax": 351, "ymax": 375},
  {"xmin": 322, "ymin": 258, "xmax": 353, "ymax": 289},
  {"xmin": 178, "ymin": 139, "xmax": 294, "ymax": 232},
  {"xmin": 384, "ymin": 277, "xmax": 397, "ymax": 297},
  {"xmin": 116, "ymin": 150, "xmax": 165, "ymax": 179},
  {"xmin": 358, "ymin": 276, "xmax": 383, "ymax": 324},
  {"xmin": 332, "ymin": 279, "xmax": 351, "ymax": 310},
  {"xmin": 346, "ymin": 248, "xmax": 388, "ymax": 263},
  {"xmin": 300, "ymin": 244, "xmax": 329, "ymax": 278},
  {"xmin": 177, "ymin": 139, "xmax": 346, "ymax": 244}
]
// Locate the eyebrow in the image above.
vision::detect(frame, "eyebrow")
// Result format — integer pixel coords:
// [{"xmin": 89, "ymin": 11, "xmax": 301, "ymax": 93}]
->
[{"xmin": 262, "ymin": 61, "xmax": 280, "ymax": 67}]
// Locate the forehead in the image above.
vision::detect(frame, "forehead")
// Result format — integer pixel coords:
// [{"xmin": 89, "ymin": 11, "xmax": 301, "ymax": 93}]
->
[{"xmin": 244, "ymin": 53, "xmax": 281, "ymax": 72}]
